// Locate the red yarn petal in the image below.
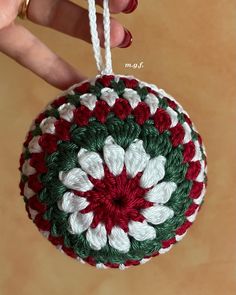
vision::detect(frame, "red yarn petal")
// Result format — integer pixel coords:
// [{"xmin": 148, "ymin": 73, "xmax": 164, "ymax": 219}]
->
[
  {"xmin": 146, "ymin": 87, "xmax": 158, "ymax": 95},
  {"xmin": 85, "ymin": 256, "xmax": 96, "ymax": 266},
  {"xmin": 96, "ymin": 75, "xmax": 115, "ymax": 87},
  {"xmin": 124, "ymin": 260, "xmax": 140, "ymax": 266},
  {"xmin": 27, "ymin": 174, "xmax": 43, "ymax": 192},
  {"xmin": 189, "ymin": 181, "xmax": 204, "ymax": 199},
  {"xmin": 93, "ymin": 100, "xmax": 110, "ymax": 123},
  {"xmin": 183, "ymin": 141, "xmax": 195, "ymax": 163},
  {"xmin": 120, "ymin": 77, "xmax": 138, "ymax": 89},
  {"xmin": 112, "ymin": 98, "xmax": 132, "ymax": 120},
  {"xmin": 19, "ymin": 153, "xmax": 25, "ymax": 170},
  {"xmin": 23, "ymin": 132, "xmax": 33, "ymax": 148},
  {"xmin": 55, "ymin": 119, "xmax": 71, "ymax": 141},
  {"xmin": 170, "ymin": 123, "xmax": 185, "ymax": 147},
  {"xmin": 73, "ymin": 82, "xmax": 90, "ymax": 94},
  {"xmin": 198, "ymin": 134, "xmax": 203, "ymax": 145},
  {"xmin": 73, "ymin": 106, "xmax": 92, "ymax": 126},
  {"xmin": 62, "ymin": 246, "xmax": 77, "ymax": 258},
  {"xmin": 19, "ymin": 180, "xmax": 25, "ymax": 196},
  {"xmin": 153, "ymin": 108, "xmax": 171, "ymax": 133},
  {"xmin": 105, "ymin": 262, "xmax": 119, "ymax": 268},
  {"xmin": 185, "ymin": 203, "xmax": 199, "ymax": 217},
  {"xmin": 35, "ymin": 113, "xmax": 46, "ymax": 124},
  {"xmin": 51, "ymin": 96, "xmax": 66, "ymax": 108},
  {"xmin": 30, "ymin": 153, "xmax": 48, "ymax": 173},
  {"xmin": 186, "ymin": 161, "xmax": 201, "ymax": 180},
  {"xmin": 34, "ymin": 213, "xmax": 51, "ymax": 231},
  {"xmin": 39, "ymin": 134, "xmax": 58, "ymax": 154},
  {"xmin": 166, "ymin": 98, "xmax": 178, "ymax": 110},
  {"xmin": 183, "ymin": 114, "xmax": 192, "ymax": 126},
  {"xmin": 175, "ymin": 220, "xmax": 192, "ymax": 235},
  {"xmin": 28, "ymin": 195, "xmax": 47, "ymax": 213},
  {"xmin": 48, "ymin": 235, "xmax": 64, "ymax": 246},
  {"xmin": 162, "ymin": 237, "xmax": 176, "ymax": 249},
  {"xmin": 133, "ymin": 102, "xmax": 150, "ymax": 125}
]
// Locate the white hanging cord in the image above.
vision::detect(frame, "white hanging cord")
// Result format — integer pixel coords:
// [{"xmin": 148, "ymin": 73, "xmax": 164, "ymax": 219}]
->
[
  {"xmin": 103, "ymin": 0, "xmax": 112, "ymax": 74},
  {"xmin": 88, "ymin": 0, "xmax": 102, "ymax": 72},
  {"xmin": 88, "ymin": 0, "xmax": 113, "ymax": 75}
]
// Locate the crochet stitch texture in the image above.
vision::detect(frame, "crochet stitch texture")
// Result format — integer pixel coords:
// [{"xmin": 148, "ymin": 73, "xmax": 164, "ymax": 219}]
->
[{"xmin": 19, "ymin": 74, "xmax": 207, "ymax": 269}]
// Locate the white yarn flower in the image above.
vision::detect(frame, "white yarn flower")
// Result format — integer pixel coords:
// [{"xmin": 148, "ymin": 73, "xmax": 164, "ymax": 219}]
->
[{"xmin": 58, "ymin": 136, "xmax": 177, "ymax": 253}]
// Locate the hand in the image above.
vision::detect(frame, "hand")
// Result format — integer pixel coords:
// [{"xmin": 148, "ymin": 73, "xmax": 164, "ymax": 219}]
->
[{"xmin": 0, "ymin": 0, "xmax": 137, "ymax": 89}]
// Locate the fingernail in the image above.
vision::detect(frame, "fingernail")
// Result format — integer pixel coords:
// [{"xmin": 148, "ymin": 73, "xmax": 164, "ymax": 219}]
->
[
  {"xmin": 123, "ymin": 0, "xmax": 138, "ymax": 14},
  {"xmin": 118, "ymin": 29, "xmax": 133, "ymax": 48}
]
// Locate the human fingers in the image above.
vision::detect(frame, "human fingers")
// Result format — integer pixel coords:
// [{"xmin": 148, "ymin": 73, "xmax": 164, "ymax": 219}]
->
[
  {"xmin": 27, "ymin": 0, "xmax": 133, "ymax": 48},
  {"xmin": 95, "ymin": 0, "xmax": 138, "ymax": 14},
  {"xmin": 0, "ymin": 0, "xmax": 22, "ymax": 29},
  {"xmin": 0, "ymin": 23, "xmax": 86, "ymax": 89}
]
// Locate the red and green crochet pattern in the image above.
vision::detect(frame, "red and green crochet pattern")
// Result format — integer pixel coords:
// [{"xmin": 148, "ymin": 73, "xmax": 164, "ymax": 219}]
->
[{"xmin": 19, "ymin": 74, "xmax": 207, "ymax": 269}]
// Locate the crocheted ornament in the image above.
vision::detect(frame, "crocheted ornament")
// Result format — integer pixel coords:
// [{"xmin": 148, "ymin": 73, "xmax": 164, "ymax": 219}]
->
[
  {"xmin": 19, "ymin": 74, "xmax": 207, "ymax": 269},
  {"xmin": 19, "ymin": 1, "xmax": 207, "ymax": 269}
]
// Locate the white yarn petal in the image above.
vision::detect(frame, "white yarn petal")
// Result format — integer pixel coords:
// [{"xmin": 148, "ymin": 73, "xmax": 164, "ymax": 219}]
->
[
  {"xmin": 124, "ymin": 140, "xmax": 150, "ymax": 178},
  {"xmin": 103, "ymin": 136, "xmax": 125, "ymax": 176},
  {"xmin": 192, "ymin": 140, "xmax": 202, "ymax": 161},
  {"xmin": 96, "ymin": 263, "xmax": 108, "ymax": 269},
  {"xmin": 176, "ymin": 232, "xmax": 187, "ymax": 242},
  {"xmin": 202, "ymin": 143, "xmax": 207, "ymax": 155},
  {"xmin": 28, "ymin": 208, "xmax": 38, "ymax": 220},
  {"xmin": 108, "ymin": 226, "xmax": 130, "ymax": 253},
  {"xmin": 194, "ymin": 184, "xmax": 206, "ymax": 205},
  {"xmin": 140, "ymin": 258, "xmax": 151, "ymax": 265},
  {"xmin": 78, "ymin": 148, "xmax": 104, "ymax": 179},
  {"xmin": 186, "ymin": 208, "xmax": 199, "ymax": 222},
  {"xmin": 122, "ymin": 89, "xmax": 141, "ymax": 108},
  {"xmin": 58, "ymin": 103, "xmax": 76, "ymax": 122},
  {"xmin": 86, "ymin": 223, "xmax": 107, "ymax": 250},
  {"xmin": 166, "ymin": 107, "xmax": 178, "ymax": 128},
  {"xmin": 100, "ymin": 88, "xmax": 118, "ymax": 106},
  {"xmin": 58, "ymin": 191, "xmax": 89, "ymax": 213},
  {"xmin": 128, "ymin": 221, "xmax": 156, "ymax": 241},
  {"xmin": 22, "ymin": 160, "xmax": 36, "ymax": 176},
  {"xmin": 114, "ymin": 76, "xmax": 120, "ymax": 83},
  {"xmin": 140, "ymin": 81, "xmax": 158, "ymax": 91},
  {"xmin": 144, "ymin": 93, "xmax": 159, "ymax": 115},
  {"xmin": 145, "ymin": 181, "xmax": 177, "ymax": 204},
  {"xmin": 140, "ymin": 156, "xmax": 166, "ymax": 188},
  {"xmin": 29, "ymin": 122, "xmax": 36, "ymax": 131},
  {"xmin": 39, "ymin": 117, "xmax": 57, "ymax": 134},
  {"xmin": 28, "ymin": 136, "xmax": 42, "ymax": 153},
  {"xmin": 196, "ymin": 161, "xmax": 205, "ymax": 182},
  {"xmin": 69, "ymin": 211, "xmax": 93, "ymax": 234},
  {"xmin": 24, "ymin": 183, "xmax": 34, "ymax": 199},
  {"xmin": 159, "ymin": 245, "xmax": 173, "ymax": 254},
  {"xmin": 76, "ymin": 258, "xmax": 85, "ymax": 264},
  {"xmin": 182, "ymin": 122, "xmax": 192, "ymax": 144},
  {"xmin": 142, "ymin": 204, "xmax": 174, "ymax": 225},
  {"xmin": 80, "ymin": 93, "xmax": 97, "ymax": 110},
  {"xmin": 119, "ymin": 264, "xmax": 126, "ymax": 270},
  {"xmin": 40, "ymin": 231, "xmax": 50, "ymax": 239},
  {"xmin": 59, "ymin": 168, "xmax": 93, "ymax": 192}
]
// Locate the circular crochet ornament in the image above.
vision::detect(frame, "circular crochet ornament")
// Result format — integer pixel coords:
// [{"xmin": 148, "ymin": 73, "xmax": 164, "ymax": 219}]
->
[{"xmin": 19, "ymin": 74, "xmax": 207, "ymax": 269}]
